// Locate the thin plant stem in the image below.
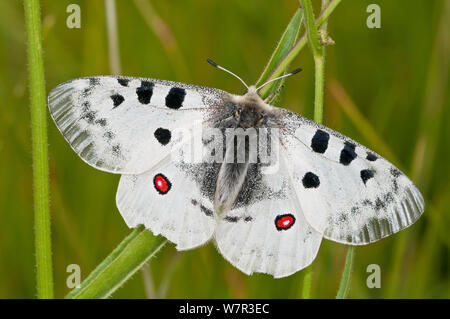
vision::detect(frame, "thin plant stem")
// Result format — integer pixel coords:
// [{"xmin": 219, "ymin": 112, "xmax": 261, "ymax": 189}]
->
[
  {"xmin": 258, "ymin": 0, "xmax": 341, "ymax": 98},
  {"xmin": 105, "ymin": 0, "xmax": 121, "ymax": 75},
  {"xmin": 299, "ymin": 0, "xmax": 330, "ymax": 299},
  {"xmin": 301, "ymin": 266, "xmax": 313, "ymax": 298},
  {"xmin": 24, "ymin": 0, "xmax": 54, "ymax": 299},
  {"xmin": 336, "ymin": 246, "xmax": 355, "ymax": 298},
  {"xmin": 313, "ymin": 56, "xmax": 326, "ymax": 122},
  {"xmin": 302, "ymin": 0, "xmax": 322, "ymax": 57},
  {"xmin": 141, "ymin": 264, "xmax": 157, "ymax": 299},
  {"xmin": 301, "ymin": 0, "xmax": 326, "ymax": 123}
]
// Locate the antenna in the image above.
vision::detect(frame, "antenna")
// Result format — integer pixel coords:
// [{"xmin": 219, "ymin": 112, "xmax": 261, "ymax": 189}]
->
[
  {"xmin": 256, "ymin": 68, "xmax": 302, "ymax": 91},
  {"xmin": 207, "ymin": 59, "xmax": 249, "ymax": 89}
]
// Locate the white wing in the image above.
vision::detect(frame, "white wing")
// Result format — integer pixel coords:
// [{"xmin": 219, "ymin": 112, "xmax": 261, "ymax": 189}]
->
[
  {"xmin": 48, "ymin": 76, "xmax": 227, "ymax": 174},
  {"xmin": 214, "ymin": 158, "xmax": 323, "ymax": 278},
  {"xmin": 116, "ymin": 159, "xmax": 217, "ymax": 250},
  {"xmin": 277, "ymin": 110, "xmax": 425, "ymax": 245}
]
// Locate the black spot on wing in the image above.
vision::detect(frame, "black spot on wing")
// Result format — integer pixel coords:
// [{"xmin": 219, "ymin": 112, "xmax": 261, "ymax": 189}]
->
[
  {"xmin": 154, "ymin": 128, "xmax": 171, "ymax": 145},
  {"xmin": 200, "ymin": 205, "xmax": 213, "ymax": 217},
  {"xmin": 340, "ymin": 141, "xmax": 357, "ymax": 166},
  {"xmin": 82, "ymin": 87, "xmax": 93, "ymax": 97},
  {"xmin": 302, "ymin": 172, "xmax": 320, "ymax": 188},
  {"xmin": 82, "ymin": 101, "xmax": 91, "ymax": 112},
  {"xmin": 117, "ymin": 78, "xmax": 129, "ymax": 87},
  {"xmin": 82, "ymin": 79, "xmax": 99, "ymax": 97},
  {"xmin": 224, "ymin": 216, "xmax": 239, "ymax": 223},
  {"xmin": 392, "ymin": 179, "xmax": 399, "ymax": 192},
  {"xmin": 360, "ymin": 169, "xmax": 374, "ymax": 185},
  {"xmin": 364, "ymin": 192, "xmax": 395, "ymax": 212},
  {"xmin": 362, "ymin": 199, "xmax": 373, "ymax": 207},
  {"xmin": 337, "ymin": 212, "xmax": 348, "ymax": 223},
  {"xmin": 95, "ymin": 118, "xmax": 107, "ymax": 127},
  {"xmin": 82, "ymin": 111, "xmax": 96, "ymax": 124},
  {"xmin": 366, "ymin": 152, "xmax": 377, "ymax": 161},
  {"xmin": 166, "ymin": 87, "xmax": 186, "ymax": 109},
  {"xmin": 89, "ymin": 78, "xmax": 100, "ymax": 86},
  {"xmin": 191, "ymin": 199, "xmax": 213, "ymax": 217},
  {"xmin": 375, "ymin": 198, "xmax": 386, "ymax": 211},
  {"xmin": 112, "ymin": 144, "xmax": 121, "ymax": 156},
  {"xmin": 311, "ymin": 129, "xmax": 329, "ymax": 153},
  {"xmin": 103, "ymin": 131, "xmax": 115, "ymax": 140},
  {"xmin": 351, "ymin": 206, "xmax": 361, "ymax": 215},
  {"xmin": 390, "ymin": 167, "xmax": 401, "ymax": 193},
  {"xmin": 111, "ymin": 94, "xmax": 124, "ymax": 108},
  {"xmin": 136, "ymin": 81, "xmax": 154, "ymax": 104},
  {"xmin": 390, "ymin": 167, "xmax": 401, "ymax": 178}
]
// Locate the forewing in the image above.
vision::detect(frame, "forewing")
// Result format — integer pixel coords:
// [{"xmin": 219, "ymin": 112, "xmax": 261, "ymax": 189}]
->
[
  {"xmin": 214, "ymin": 158, "xmax": 323, "ymax": 278},
  {"xmin": 278, "ymin": 109, "xmax": 425, "ymax": 245},
  {"xmin": 48, "ymin": 76, "xmax": 227, "ymax": 174}
]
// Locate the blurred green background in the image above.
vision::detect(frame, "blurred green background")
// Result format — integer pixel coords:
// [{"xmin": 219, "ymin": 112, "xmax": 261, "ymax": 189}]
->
[{"xmin": 1, "ymin": 0, "xmax": 449, "ymax": 298}]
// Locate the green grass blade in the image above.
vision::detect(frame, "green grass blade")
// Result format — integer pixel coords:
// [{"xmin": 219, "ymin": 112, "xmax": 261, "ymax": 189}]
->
[
  {"xmin": 301, "ymin": 0, "xmax": 321, "ymax": 57},
  {"xmin": 336, "ymin": 246, "xmax": 355, "ymax": 299},
  {"xmin": 258, "ymin": 0, "xmax": 341, "ymax": 98},
  {"xmin": 23, "ymin": 0, "xmax": 53, "ymax": 299},
  {"xmin": 255, "ymin": 7, "xmax": 303, "ymax": 100},
  {"xmin": 66, "ymin": 225, "xmax": 167, "ymax": 299},
  {"xmin": 300, "ymin": 0, "xmax": 332, "ymax": 298},
  {"xmin": 301, "ymin": 266, "xmax": 313, "ymax": 298},
  {"xmin": 301, "ymin": 0, "xmax": 329, "ymax": 123}
]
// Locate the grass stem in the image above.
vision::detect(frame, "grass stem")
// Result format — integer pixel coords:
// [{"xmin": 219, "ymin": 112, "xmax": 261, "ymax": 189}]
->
[
  {"xmin": 336, "ymin": 246, "xmax": 355, "ymax": 298},
  {"xmin": 301, "ymin": 0, "xmax": 328, "ymax": 123},
  {"xmin": 299, "ymin": 0, "xmax": 332, "ymax": 298},
  {"xmin": 24, "ymin": 0, "xmax": 54, "ymax": 299},
  {"xmin": 301, "ymin": 266, "xmax": 313, "ymax": 298},
  {"xmin": 258, "ymin": 0, "xmax": 341, "ymax": 98},
  {"xmin": 105, "ymin": 0, "xmax": 122, "ymax": 75}
]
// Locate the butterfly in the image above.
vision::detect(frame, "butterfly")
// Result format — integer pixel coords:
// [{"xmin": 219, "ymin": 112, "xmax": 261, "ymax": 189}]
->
[{"xmin": 48, "ymin": 60, "xmax": 425, "ymax": 278}]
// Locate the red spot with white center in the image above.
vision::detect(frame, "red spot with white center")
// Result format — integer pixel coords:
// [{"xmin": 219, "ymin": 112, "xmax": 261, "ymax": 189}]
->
[
  {"xmin": 275, "ymin": 214, "xmax": 295, "ymax": 231},
  {"xmin": 153, "ymin": 173, "xmax": 171, "ymax": 194}
]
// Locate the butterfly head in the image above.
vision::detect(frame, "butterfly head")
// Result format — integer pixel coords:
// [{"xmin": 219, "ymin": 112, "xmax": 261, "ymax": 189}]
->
[
  {"xmin": 230, "ymin": 86, "xmax": 277, "ymax": 128},
  {"xmin": 207, "ymin": 58, "xmax": 301, "ymax": 127}
]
